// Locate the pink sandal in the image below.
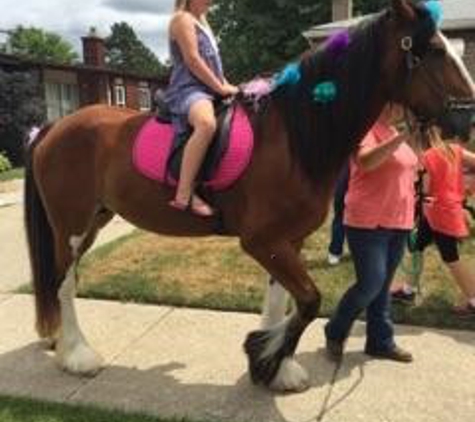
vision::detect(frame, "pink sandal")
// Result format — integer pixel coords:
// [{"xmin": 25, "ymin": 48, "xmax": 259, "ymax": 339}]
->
[{"xmin": 169, "ymin": 196, "xmax": 214, "ymax": 218}]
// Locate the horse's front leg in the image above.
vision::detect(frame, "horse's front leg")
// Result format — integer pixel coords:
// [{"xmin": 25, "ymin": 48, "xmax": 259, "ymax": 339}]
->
[
  {"xmin": 260, "ymin": 240, "xmax": 304, "ymax": 329},
  {"xmin": 241, "ymin": 238, "xmax": 320, "ymax": 393},
  {"xmin": 261, "ymin": 278, "xmax": 289, "ymax": 329}
]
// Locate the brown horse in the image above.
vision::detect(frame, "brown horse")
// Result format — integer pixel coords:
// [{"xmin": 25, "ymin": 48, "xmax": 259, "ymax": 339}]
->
[{"xmin": 25, "ymin": 0, "xmax": 475, "ymax": 393}]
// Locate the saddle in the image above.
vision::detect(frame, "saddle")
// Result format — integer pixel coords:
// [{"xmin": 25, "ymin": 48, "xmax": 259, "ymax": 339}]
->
[{"xmin": 154, "ymin": 89, "xmax": 234, "ymax": 182}]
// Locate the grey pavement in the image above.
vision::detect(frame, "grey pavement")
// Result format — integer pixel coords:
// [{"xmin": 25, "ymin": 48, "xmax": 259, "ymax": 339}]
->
[
  {"xmin": 0, "ymin": 181, "xmax": 135, "ymax": 292},
  {"xmin": 0, "ymin": 294, "xmax": 474, "ymax": 422}
]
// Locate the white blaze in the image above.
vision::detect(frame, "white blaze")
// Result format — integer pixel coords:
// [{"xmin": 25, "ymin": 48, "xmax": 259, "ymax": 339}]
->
[{"xmin": 439, "ymin": 31, "xmax": 475, "ymax": 97}]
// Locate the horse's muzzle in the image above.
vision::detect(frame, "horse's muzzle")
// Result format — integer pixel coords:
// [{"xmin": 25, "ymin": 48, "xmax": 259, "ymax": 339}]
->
[{"xmin": 437, "ymin": 99, "xmax": 475, "ymax": 142}]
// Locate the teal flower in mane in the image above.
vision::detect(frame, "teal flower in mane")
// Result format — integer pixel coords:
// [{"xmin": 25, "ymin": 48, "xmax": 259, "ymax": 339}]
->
[
  {"xmin": 424, "ymin": 0, "xmax": 443, "ymax": 27},
  {"xmin": 313, "ymin": 81, "xmax": 337, "ymax": 104}
]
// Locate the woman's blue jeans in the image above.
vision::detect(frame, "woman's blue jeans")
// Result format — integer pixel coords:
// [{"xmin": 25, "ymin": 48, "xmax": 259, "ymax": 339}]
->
[{"xmin": 325, "ymin": 227, "xmax": 409, "ymax": 353}]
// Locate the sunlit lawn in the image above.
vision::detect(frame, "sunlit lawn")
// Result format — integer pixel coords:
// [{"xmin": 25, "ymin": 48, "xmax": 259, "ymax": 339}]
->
[
  {"xmin": 0, "ymin": 168, "xmax": 24, "ymax": 182},
  {"xmin": 77, "ymin": 218, "xmax": 475, "ymax": 331}
]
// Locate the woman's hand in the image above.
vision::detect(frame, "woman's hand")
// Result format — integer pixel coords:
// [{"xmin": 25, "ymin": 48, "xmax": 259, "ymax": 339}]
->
[{"xmin": 219, "ymin": 83, "xmax": 239, "ymax": 97}]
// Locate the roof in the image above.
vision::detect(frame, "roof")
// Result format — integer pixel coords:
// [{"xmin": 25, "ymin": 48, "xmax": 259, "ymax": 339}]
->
[
  {"xmin": 304, "ymin": 0, "xmax": 475, "ymax": 41},
  {"xmin": 0, "ymin": 52, "xmax": 168, "ymax": 83}
]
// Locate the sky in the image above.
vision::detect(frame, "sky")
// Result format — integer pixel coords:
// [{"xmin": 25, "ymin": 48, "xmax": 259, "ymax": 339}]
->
[{"xmin": 0, "ymin": 0, "xmax": 175, "ymax": 61}]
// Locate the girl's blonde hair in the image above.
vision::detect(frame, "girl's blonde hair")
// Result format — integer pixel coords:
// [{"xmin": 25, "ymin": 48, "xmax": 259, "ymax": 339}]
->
[
  {"xmin": 174, "ymin": 0, "xmax": 209, "ymax": 26},
  {"xmin": 425, "ymin": 125, "xmax": 456, "ymax": 164},
  {"xmin": 175, "ymin": 0, "xmax": 190, "ymax": 11}
]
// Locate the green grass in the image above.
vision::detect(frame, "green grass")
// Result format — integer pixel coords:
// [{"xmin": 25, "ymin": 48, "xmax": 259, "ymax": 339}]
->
[
  {"xmin": 0, "ymin": 395, "xmax": 192, "ymax": 422},
  {"xmin": 0, "ymin": 168, "xmax": 24, "ymax": 182},
  {"xmin": 76, "ymin": 221, "xmax": 475, "ymax": 331}
]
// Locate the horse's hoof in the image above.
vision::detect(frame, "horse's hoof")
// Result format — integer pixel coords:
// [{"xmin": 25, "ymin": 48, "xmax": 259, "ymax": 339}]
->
[
  {"xmin": 244, "ymin": 329, "xmax": 282, "ymax": 385},
  {"xmin": 269, "ymin": 358, "xmax": 309, "ymax": 393},
  {"xmin": 57, "ymin": 343, "xmax": 104, "ymax": 376}
]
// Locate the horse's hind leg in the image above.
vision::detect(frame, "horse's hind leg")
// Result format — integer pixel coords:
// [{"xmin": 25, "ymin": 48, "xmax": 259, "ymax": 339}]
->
[{"xmin": 53, "ymin": 209, "xmax": 111, "ymax": 375}]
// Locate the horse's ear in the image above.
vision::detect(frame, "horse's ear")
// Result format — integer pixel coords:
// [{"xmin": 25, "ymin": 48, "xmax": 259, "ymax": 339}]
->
[{"xmin": 391, "ymin": 0, "xmax": 416, "ymax": 22}]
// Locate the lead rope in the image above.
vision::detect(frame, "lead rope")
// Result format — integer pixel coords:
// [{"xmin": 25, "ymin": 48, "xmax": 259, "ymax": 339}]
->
[
  {"xmin": 400, "ymin": 109, "xmax": 426, "ymax": 296},
  {"xmin": 404, "ymin": 167, "xmax": 426, "ymax": 295},
  {"xmin": 401, "ymin": 117, "xmax": 426, "ymax": 295}
]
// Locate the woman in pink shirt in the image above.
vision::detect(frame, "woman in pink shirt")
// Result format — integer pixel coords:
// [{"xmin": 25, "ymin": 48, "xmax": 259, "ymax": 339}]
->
[
  {"xmin": 415, "ymin": 127, "xmax": 475, "ymax": 317},
  {"xmin": 325, "ymin": 104, "xmax": 418, "ymax": 363}
]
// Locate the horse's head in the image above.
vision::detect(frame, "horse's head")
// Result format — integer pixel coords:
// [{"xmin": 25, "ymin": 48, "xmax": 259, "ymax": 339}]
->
[{"xmin": 382, "ymin": 0, "xmax": 475, "ymax": 141}]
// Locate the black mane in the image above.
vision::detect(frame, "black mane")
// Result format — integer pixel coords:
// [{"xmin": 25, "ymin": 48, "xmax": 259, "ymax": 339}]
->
[{"xmin": 271, "ymin": 12, "xmax": 387, "ymax": 185}]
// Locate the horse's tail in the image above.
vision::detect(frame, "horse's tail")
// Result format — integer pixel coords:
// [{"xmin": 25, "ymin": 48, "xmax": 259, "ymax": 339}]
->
[{"xmin": 24, "ymin": 124, "xmax": 59, "ymax": 338}]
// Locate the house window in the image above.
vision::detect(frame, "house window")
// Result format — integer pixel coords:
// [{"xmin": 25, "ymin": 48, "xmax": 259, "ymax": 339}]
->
[
  {"xmin": 113, "ymin": 78, "xmax": 126, "ymax": 107},
  {"xmin": 44, "ymin": 82, "xmax": 79, "ymax": 121},
  {"xmin": 138, "ymin": 82, "xmax": 151, "ymax": 111},
  {"xmin": 106, "ymin": 84, "xmax": 112, "ymax": 106},
  {"xmin": 114, "ymin": 85, "xmax": 126, "ymax": 107}
]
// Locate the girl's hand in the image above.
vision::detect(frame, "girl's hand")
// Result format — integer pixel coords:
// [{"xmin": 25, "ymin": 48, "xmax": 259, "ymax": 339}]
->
[{"xmin": 219, "ymin": 83, "xmax": 239, "ymax": 97}]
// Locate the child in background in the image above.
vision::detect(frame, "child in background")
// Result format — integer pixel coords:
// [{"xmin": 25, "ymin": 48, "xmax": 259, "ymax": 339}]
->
[{"xmin": 404, "ymin": 126, "xmax": 475, "ymax": 317}]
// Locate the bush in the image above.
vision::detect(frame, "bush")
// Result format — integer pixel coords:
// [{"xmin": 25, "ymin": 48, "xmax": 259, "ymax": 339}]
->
[
  {"xmin": 0, "ymin": 151, "xmax": 12, "ymax": 173},
  {"xmin": 0, "ymin": 69, "xmax": 45, "ymax": 166}
]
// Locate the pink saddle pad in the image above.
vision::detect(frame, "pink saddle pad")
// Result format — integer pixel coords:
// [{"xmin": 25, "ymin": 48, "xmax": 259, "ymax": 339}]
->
[{"xmin": 133, "ymin": 105, "xmax": 254, "ymax": 191}]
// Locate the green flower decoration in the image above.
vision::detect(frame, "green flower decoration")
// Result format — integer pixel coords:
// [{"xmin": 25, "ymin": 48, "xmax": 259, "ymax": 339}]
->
[{"xmin": 313, "ymin": 81, "xmax": 337, "ymax": 104}]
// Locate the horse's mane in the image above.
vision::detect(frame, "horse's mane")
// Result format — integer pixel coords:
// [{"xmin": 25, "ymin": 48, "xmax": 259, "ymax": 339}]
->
[
  {"xmin": 270, "ymin": 12, "xmax": 387, "ymax": 184},
  {"xmin": 270, "ymin": 4, "xmax": 436, "ymax": 185}
]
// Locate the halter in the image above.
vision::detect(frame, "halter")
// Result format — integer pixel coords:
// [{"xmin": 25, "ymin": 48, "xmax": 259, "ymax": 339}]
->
[{"xmin": 399, "ymin": 35, "xmax": 475, "ymax": 138}]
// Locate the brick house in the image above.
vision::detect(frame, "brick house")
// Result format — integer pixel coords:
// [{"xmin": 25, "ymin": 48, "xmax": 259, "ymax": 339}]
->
[
  {"xmin": 0, "ymin": 28, "xmax": 168, "ymax": 122},
  {"xmin": 303, "ymin": 0, "xmax": 475, "ymax": 78}
]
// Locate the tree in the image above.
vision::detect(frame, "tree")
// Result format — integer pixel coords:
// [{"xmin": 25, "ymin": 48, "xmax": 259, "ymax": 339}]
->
[
  {"xmin": 105, "ymin": 22, "xmax": 168, "ymax": 77},
  {"xmin": 354, "ymin": 0, "xmax": 388, "ymax": 15},
  {"xmin": 4, "ymin": 26, "xmax": 78, "ymax": 64},
  {"xmin": 210, "ymin": 0, "xmax": 391, "ymax": 82},
  {"xmin": 0, "ymin": 70, "xmax": 45, "ymax": 166},
  {"xmin": 210, "ymin": 0, "xmax": 329, "ymax": 82}
]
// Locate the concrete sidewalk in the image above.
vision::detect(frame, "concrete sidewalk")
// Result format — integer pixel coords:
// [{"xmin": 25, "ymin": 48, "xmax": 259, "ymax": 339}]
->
[{"xmin": 0, "ymin": 294, "xmax": 474, "ymax": 422}]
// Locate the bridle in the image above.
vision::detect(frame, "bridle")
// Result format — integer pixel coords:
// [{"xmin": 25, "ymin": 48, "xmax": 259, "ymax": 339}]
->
[{"xmin": 398, "ymin": 33, "xmax": 475, "ymax": 139}]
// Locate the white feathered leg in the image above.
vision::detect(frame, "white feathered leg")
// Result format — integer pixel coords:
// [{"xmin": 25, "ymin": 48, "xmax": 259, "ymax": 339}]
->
[
  {"xmin": 56, "ymin": 235, "xmax": 103, "ymax": 375},
  {"xmin": 258, "ymin": 280, "xmax": 309, "ymax": 392},
  {"xmin": 261, "ymin": 279, "xmax": 289, "ymax": 329}
]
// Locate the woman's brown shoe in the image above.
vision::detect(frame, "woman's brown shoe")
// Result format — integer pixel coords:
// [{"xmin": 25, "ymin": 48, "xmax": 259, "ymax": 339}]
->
[
  {"xmin": 365, "ymin": 346, "xmax": 413, "ymax": 363},
  {"xmin": 325, "ymin": 338, "xmax": 345, "ymax": 362}
]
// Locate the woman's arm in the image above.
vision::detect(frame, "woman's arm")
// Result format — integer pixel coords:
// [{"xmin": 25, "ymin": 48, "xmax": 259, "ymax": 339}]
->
[
  {"xmin": 170, "ymin": 13, "xmax": 226, "ymax": 95},
  {"xmin": 356, "ymin": 132, "xmax": 408, "ymax": 171}
]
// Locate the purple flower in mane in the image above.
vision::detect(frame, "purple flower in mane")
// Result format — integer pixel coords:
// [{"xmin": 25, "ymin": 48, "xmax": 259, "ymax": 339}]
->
[{"xmin": 325, "ymin": 30, "xmax": 351, "ymax": 58}]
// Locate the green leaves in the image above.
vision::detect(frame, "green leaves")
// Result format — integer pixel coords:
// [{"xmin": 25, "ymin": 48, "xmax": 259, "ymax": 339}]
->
[
  {"xmin": 0, "ymin": 70, "xmax": 45, "ymax": 165},
  {"xmin": 210, "ymin": 0, "xmax": 387, "ymax": 83},
  {"xmin": 6, "ymin": 26, "xmax": 78, "ymax": 64},
  {"xmin": 210, "ymin": 0, "xmax": 327, "ymax": 82},
  {"xmin": 105, "ymin": 22, "xmax": 169, "ymax": 78}
]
